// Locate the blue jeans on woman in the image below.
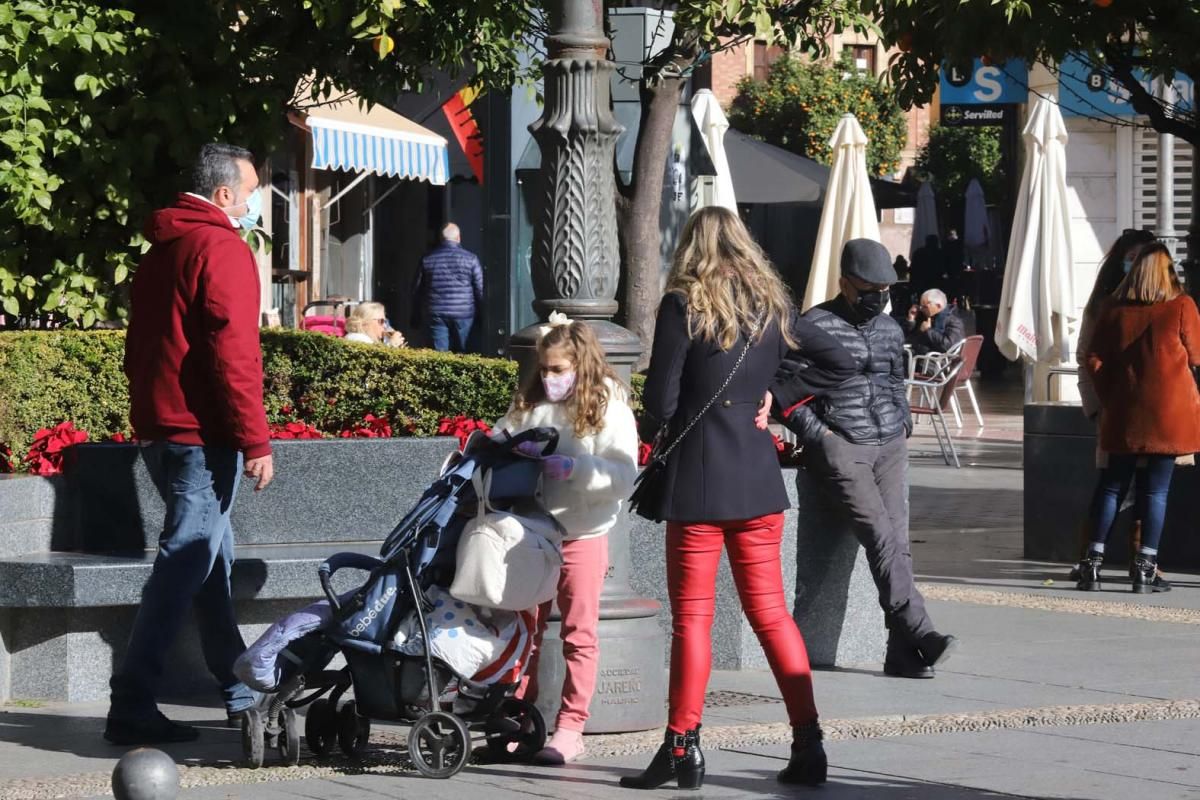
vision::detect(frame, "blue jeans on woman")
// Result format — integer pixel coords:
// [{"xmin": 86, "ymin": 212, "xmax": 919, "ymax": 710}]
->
[
  {"xmin": 1088, "ymin": 454, "xmax": 1176, "ymax": 553},
  {"xmin": 108, "ymin": 443, "xmax": 255, "ymax": 720}
]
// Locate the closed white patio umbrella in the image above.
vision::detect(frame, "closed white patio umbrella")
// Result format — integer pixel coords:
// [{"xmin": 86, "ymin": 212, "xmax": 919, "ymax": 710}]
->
[
  {"xmin": 803, "ymin": 114, "xmax": 880, "ymax": 310},
  {"xmin": 690, "ymin": 89, "xmax": 738, "ymax": 211},
  {"xmin": 995, "ymin": 96, "xmax": 1075, "ymax": 395}
]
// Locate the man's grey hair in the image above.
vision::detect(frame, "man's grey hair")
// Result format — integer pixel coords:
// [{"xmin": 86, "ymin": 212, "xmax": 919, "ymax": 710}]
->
[
  {"xmin": 192, "ymin": 143, "xmax": 254, "ymax": 198},
  {"xmin": 921, "ymin": 288, "xmax": 948, "ymax": 308},
  {"xmin": 442, "ymin": 223, "xmax": 461, "ymax": 242}
]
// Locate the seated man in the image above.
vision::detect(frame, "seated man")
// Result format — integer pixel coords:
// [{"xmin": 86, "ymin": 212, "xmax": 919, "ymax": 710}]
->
[{"xmin": 903, "ymin": 289, "xmax": 964, "ymax": 356}]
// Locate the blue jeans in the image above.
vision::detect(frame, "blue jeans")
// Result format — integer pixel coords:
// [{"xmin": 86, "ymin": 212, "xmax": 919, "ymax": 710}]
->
[
  {"xmin": 109, "ymin": 443, "xmax": 254, "ymax": 718},
  {"xmin": 1089, "ymin": 454, "xmax": 1176, "ymax": 553},
  {"xmin": 428, "ymin": 315, "xmax": 473, "ymax": 353}
]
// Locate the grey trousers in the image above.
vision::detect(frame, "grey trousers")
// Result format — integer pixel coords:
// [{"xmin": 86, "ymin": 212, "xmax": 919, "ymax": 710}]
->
[{"xmin": 803, "ymin": 433, "xmax": 933, "ymax": 641}]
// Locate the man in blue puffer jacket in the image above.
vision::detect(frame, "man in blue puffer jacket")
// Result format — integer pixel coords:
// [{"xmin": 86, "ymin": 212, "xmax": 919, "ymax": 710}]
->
[{"xmin": 414, "ymin": 223, "xmax": 484, "ymax": 352}]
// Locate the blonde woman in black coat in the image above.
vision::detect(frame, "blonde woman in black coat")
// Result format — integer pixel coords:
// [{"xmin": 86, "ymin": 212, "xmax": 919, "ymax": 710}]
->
[{"xmin": 621, "ymin": 207, "xmax": 855, "ymax": 790}]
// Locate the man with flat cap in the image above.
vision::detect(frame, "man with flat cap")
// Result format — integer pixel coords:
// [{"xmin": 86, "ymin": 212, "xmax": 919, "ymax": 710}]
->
[{"xmin": 772, "ymin": 239, "xmax": 957, "ymax": 678}]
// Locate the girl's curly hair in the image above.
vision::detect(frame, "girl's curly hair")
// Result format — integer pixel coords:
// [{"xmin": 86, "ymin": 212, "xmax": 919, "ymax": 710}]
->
[{"xmin": 512, "ymin": 319, "xmax": 625, "ymax": 437}]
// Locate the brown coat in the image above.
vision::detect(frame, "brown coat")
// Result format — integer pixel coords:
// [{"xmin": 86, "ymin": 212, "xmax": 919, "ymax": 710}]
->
[{"xmin": 1086, "ymin": 294, "xmax": 1200, "ymax": 455}]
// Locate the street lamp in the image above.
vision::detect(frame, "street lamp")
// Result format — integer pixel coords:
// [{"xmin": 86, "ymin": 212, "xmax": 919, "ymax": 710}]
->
[{"xmin": 507, "ymin": 0, "xmax": 665, "ymax": 734}]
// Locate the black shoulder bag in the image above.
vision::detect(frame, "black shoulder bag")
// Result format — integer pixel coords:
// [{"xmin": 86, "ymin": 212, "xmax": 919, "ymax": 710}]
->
[{"xmin": 629, "ymin": 334, "xmax": 755, "ymax": 522}]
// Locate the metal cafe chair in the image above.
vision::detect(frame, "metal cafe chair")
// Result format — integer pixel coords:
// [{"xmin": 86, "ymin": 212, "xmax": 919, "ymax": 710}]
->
[{"xmin": 906, "ymin": 357, "xmax": 965, "ymax": 468}]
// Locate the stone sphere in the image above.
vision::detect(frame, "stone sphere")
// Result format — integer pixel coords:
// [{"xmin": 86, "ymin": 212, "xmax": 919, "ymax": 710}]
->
[{"xmin": 112, "ymin": 748, "xmax": 180, "ymax": 800}]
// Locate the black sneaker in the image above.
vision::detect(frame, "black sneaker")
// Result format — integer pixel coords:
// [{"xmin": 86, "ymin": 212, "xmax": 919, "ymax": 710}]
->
[{"xmin": 104, "ymin": 711, "xmax": 199, "ymax": 745}]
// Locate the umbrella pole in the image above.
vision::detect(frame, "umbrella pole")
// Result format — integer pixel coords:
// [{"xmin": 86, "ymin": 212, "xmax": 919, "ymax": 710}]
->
[{"xmin": 1023, "ymin": 360, "xmax": 1035, "ymax": 404}]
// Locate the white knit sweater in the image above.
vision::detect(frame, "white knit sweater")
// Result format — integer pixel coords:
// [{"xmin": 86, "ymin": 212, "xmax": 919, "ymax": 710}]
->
[{"xmin": 494, "ymin": 384, "xmax": 639, "ymax": 540}]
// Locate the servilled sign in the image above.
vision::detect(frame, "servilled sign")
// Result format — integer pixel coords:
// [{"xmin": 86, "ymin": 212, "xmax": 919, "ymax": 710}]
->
[
  {"xmin": 939, "ymin": 58, "xmax": 1028, "ymax": 127},
  {"xmin": 940, "ymin": 103, "xmax": 1017, "ymax": 127},
  {"xmin": 1057, "ymin": 52, "xmax": 1194, "ymax": 118}
]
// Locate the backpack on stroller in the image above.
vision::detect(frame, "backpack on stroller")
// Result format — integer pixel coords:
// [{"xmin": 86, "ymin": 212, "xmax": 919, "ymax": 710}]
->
[{"xmin": 234, "ymin": 427, "xmax": 561, "ymax": 778}]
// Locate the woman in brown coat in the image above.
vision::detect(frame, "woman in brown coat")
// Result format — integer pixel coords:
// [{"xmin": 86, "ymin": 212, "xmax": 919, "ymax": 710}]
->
[{"xmin": 1078, "ymin": 242, "xmax": 1200, "ymax": 592}]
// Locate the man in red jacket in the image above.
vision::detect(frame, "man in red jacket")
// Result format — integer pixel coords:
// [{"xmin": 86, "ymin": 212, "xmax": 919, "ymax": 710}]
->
[{"xmin": 106, "ymin": 143, "xmax": 274, "ymax": 745}]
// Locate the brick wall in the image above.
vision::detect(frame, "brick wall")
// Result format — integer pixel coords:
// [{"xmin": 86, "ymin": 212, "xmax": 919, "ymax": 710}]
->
[{"xmin": 711, "ymin": 42, "xmax": 750, "ymax": 107}]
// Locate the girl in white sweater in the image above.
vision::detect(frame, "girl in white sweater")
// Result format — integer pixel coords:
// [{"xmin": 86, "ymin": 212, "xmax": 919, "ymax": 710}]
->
[{"xmin": 493, "ymin": 313, "xmax": 638, "ymax": 764}]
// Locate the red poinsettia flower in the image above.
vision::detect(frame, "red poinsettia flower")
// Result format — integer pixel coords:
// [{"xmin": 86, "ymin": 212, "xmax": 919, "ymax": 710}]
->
[
  {"xmin": 338, "ymin": 413, "xmax": 394, "ymax": 439},
  {"xmin": 106, "ymin": 432, "xmax": 128, "ymax": 443},
  {"xmin": 0, "ymin": 443, "xmax": 13, "ymax": 474},
  {"xmin": 270, "ymin": 421, "xmax": 324, "ymax": 440},
  {"xmin": 437, "ymin": 416, "xmax": 493, "ymax": 450},
  {"xmin": 23, "ymin": 422, "xmax": 89, "ymax": 476}
]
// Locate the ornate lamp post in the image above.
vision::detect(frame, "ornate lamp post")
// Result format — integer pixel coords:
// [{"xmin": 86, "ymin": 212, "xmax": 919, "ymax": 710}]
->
[{"xmin": 507, "ymin": 0, "xmax": 665, "ymax": 733}]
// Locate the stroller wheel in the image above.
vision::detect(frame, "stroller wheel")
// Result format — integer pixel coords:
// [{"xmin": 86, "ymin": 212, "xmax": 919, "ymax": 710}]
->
[
  {"xmin": 407, "ymin": 711, "xmax": 471, "ymax": 779},
  {"xmin": 240, "ymin": 708, "xmax": 265, "ymax": 769},
  {"xmin": 484, "ymin": 699, "xmax": 547, "ymax": 763},
  {"xmin": 277, "ymin": 707, "xmax": 301, "ymax": 766},
  {"xmin": 337, "ymin": 701, "xmax": 371, "ymax": 759},
  {"xmin": 304, "ymin": 699, "xmax": 337, "ymax": 757}
]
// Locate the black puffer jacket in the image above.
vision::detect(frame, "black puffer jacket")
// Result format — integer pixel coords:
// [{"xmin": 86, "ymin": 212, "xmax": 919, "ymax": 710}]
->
[{"xmin": 774, "ymin": 296, "xmax": 911, "ymax": 446}]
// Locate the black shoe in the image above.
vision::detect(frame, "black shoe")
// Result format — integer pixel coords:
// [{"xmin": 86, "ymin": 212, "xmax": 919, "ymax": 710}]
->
[
  {"xmin": 777, "ymin": 721, "xmax": 827, "ymax": 785},
  {"xmin": 619, "ymin": 727, "xmax": 704, "ymax": 790},
  {"xmin": 1076, "ymin": 554, "xmax": 1103, "ymax": 591},
  {"xmin": 1132, "ymin": 556, "xmax": 1172, "ymax": 594},
  {"xmin": 105, "ymin": 711, "xmax": 199, "ymax": 745},
  {"xmin": 883, "ymin": 631, "xmax": 934, "ymax": 679},
  {"xmin": 916, "ymin": 632, "xmax": 958, "ymax": 669}
]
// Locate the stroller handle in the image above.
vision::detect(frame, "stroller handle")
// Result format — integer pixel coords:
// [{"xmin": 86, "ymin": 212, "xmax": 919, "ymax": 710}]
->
[
  {"xmin": 318, "ymin": 552, "xmax": 384, "ymax": 612},
  {"xmin": 502, "ymin": 426, "xmax": 559, "ymax": 456}
]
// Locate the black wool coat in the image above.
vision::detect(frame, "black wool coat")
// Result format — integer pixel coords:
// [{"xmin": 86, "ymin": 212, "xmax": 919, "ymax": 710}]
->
[{"xmin": 638, "ymin": 292, "xmax": 856, "ymax": 523}]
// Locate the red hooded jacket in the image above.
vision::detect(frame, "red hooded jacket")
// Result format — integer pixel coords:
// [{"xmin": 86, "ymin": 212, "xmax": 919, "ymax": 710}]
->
[{"xmin": 125, "ymin": 193, "xmax": 271, "ymax": 459}]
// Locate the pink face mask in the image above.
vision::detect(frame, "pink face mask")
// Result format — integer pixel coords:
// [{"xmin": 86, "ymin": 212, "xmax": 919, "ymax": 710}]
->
[{"xmin": 542, "ymin": 371, "xmax": 577, "ymax": 402}]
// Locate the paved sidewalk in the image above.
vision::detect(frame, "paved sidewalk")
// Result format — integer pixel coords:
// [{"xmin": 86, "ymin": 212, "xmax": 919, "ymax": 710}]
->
[{"xmin": 3, "ymin": 378, "xmax": 1199, "ymax": 799}]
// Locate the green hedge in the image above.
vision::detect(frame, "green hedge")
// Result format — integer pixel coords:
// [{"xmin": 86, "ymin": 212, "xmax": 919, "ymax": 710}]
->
[{"xmin": 0, "ymin": 330, "xmax": 645, "ymax": 469}]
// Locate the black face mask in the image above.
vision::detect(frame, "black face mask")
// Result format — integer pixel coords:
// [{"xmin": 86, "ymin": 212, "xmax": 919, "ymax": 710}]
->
[{"xmin": 854, "ymin": 289, "xmax": 889, "ymax": 318}]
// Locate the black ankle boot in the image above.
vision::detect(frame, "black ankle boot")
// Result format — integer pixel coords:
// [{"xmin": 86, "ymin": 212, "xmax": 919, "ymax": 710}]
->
[
  {"xmin": 1132, "ymin": 556, "xmax": 1171, "ymax": 593},
  {"xmin": 1075, "ymin": 553, "xmax": 1103, "ymax": 591},
  {"xmin": 777, "ymin": 721, "xmax": 827, "ymax": 785},
  {"xmin": 620, "ymin": 726, "xmax": 704, "ymax": 790}
]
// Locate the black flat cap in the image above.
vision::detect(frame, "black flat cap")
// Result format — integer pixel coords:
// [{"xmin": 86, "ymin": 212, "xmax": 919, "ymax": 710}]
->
[{"xmin": 840, "ymin": 238, "xmax": 897, "ymax": 285}]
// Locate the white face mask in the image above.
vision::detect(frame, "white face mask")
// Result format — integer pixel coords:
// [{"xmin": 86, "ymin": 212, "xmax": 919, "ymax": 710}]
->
[{"xmin": 542, "ymin": 371, "xmax": 576, "ymax": 402}]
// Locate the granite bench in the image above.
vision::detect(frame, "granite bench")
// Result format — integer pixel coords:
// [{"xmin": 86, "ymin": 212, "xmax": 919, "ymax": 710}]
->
[{"xmin": 0, "ymin": 438, "xmax": 456, "ymax": 702}]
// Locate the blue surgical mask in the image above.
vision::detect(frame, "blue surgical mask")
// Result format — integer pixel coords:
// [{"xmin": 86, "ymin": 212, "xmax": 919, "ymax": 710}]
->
[
  {"xmin": 1122, "ymin": 256, "xmax": 1134, "ymax": 274},
  {"xmin": 229, "ymin": 188, "xmax": 263, "ymax": 230}
]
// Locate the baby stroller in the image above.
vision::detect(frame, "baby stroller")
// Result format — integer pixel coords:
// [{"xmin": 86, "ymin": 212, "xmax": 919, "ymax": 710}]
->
[{"xmin": 235, "ymin": 428, "xmax": 561, "ymax": 778}]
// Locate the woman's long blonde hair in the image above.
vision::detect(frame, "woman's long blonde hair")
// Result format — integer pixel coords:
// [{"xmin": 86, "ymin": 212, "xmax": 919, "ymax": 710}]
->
[
  {"xmin": 512, "ymin": 320, "xmax": 623, "ymax": 437},
  {"xmin": 666, "ymin": 207, "xmax": 798, "ymax": 350},
  {"xmin": 345, "ymin": 302, "xmax": 386, "ymax": 335}
]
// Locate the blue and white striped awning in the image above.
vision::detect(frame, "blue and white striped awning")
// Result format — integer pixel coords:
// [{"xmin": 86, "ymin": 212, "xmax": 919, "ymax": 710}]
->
[{"xmin": 304, "ymin": 99, "xmax": 449, "ymax": 185}]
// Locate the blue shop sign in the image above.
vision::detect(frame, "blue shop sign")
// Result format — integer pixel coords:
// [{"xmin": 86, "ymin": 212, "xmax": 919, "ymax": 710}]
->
[
  {"xmin": 1057, "ymin": 53, "xmax": 1194, "ymax": 118},
  {"xmin": 939, "ymin": 59, "xmax": 1029, "ymax": 105}
]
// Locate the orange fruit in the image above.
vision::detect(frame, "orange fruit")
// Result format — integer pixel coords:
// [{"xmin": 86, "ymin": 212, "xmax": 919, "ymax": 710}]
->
[{"xmin": 373, "ymin": 34, "xmax": 394, "ymax": 58}]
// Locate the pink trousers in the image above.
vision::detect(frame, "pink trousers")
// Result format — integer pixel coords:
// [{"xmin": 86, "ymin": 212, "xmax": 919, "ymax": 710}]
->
[{"xmin": 518, "ymin": 534, "xmax": 609, "ymax": 732}]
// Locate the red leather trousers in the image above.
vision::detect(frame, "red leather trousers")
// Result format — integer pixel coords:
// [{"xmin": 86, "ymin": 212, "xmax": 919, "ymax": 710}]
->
[{"xmin": 665, "ymin": 513, "xmax": 818, "ymax": 732}]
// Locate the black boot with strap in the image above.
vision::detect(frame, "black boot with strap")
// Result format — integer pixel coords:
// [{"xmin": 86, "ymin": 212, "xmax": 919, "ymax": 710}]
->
[{"xmin": 619, "ymin": 726, "xmax": 705, "ymax": 790}]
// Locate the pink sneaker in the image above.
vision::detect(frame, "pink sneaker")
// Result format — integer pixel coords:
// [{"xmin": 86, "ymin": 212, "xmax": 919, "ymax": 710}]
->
[{"xmin": 531, "ymin": 728, "xmax": 586, "ymax": 765}]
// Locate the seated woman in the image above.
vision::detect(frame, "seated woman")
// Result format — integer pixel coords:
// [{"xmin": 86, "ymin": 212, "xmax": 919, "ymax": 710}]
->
[{"xmin": 344, "ymin": 302, "xmax": 406, "ymax": 347}]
